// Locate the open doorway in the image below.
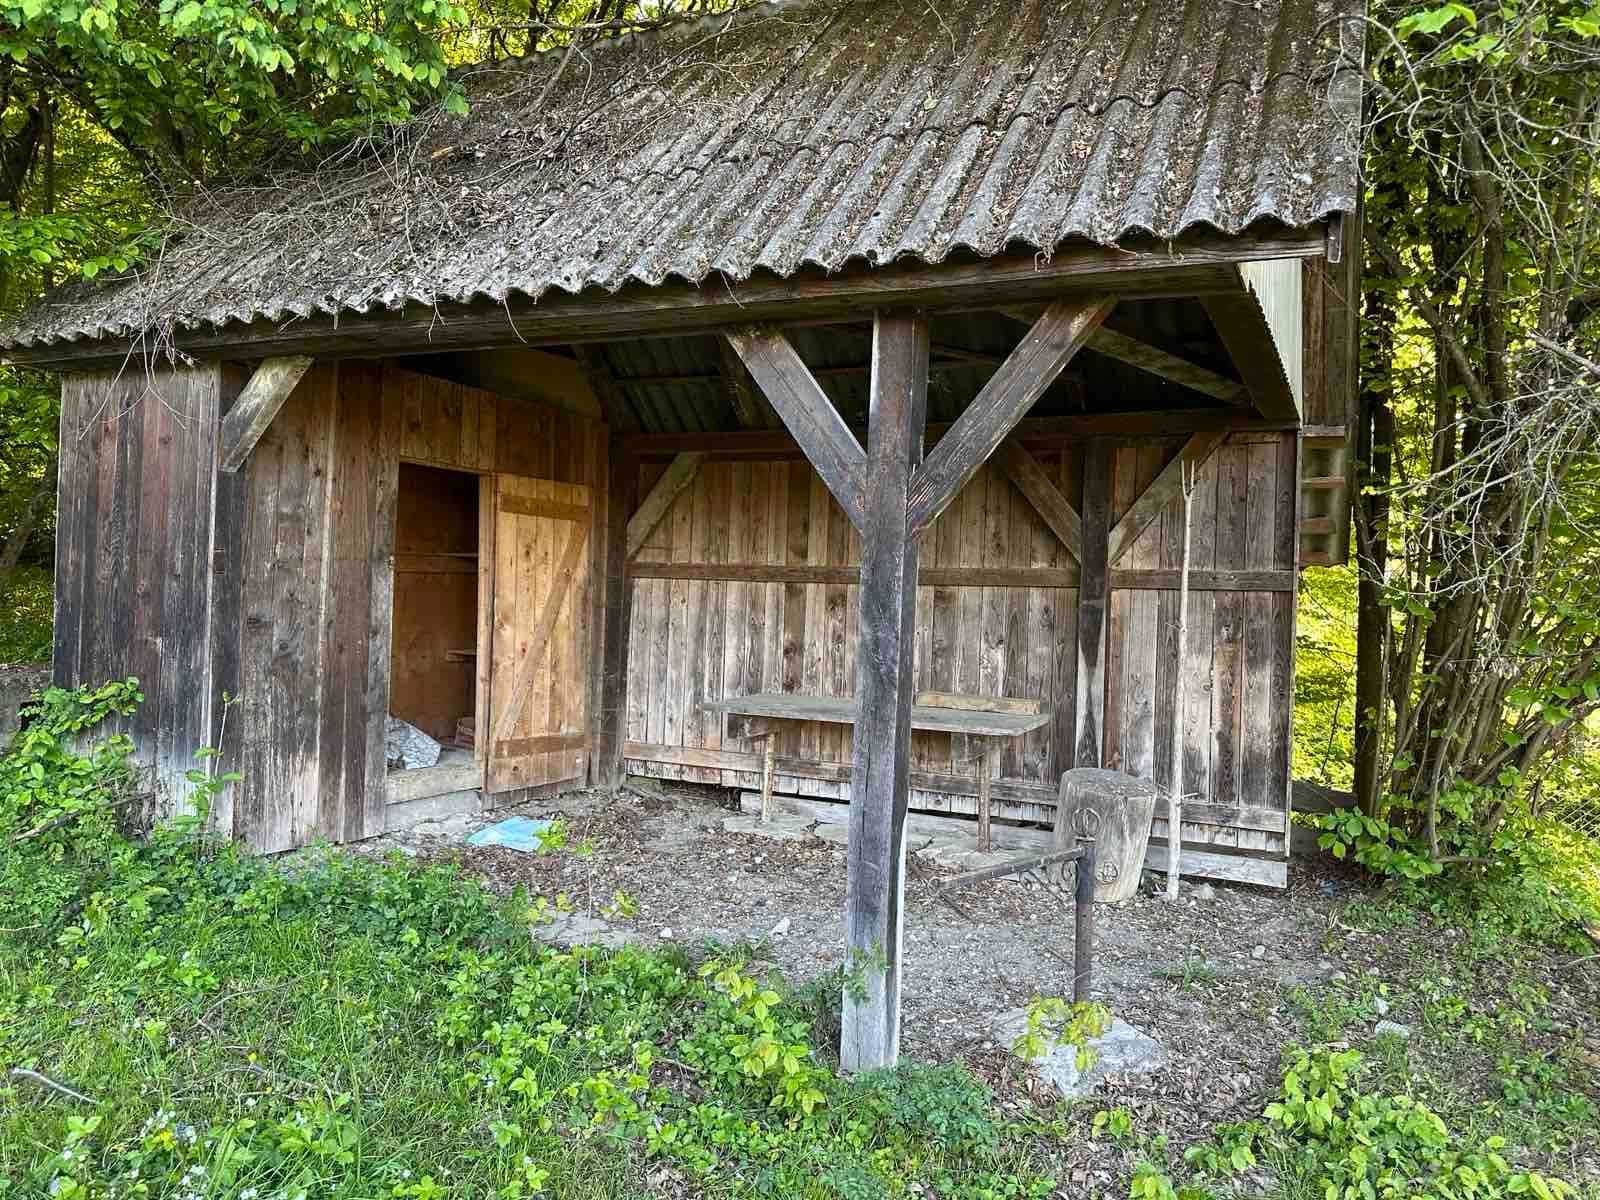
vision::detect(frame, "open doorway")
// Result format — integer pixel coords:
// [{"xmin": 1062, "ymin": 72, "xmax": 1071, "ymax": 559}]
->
[{"xmin": 388, "ymin": 462, "xmax": 482, "ymax": 792}]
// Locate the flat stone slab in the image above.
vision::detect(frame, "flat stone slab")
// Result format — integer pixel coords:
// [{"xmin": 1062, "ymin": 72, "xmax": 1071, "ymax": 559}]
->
[
  {"xmin": 534, "ymin": 912, "xmax": 631, "ymax": 950},
  {"xmin": 722, "ymin": 814, "xmax": 810, "ymax": 841},
  {"xmin": 993, "ymin": 1010, "xmax": 1166, "ymax": 1099}
]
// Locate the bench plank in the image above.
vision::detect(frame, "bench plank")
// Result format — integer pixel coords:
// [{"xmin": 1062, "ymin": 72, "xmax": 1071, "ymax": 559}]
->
[{"xmin": 704, "ymin": 692, "xmax": 1050, "ymax": 738}]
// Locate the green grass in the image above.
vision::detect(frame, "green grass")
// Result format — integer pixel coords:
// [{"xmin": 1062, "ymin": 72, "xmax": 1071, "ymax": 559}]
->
[{"xmin": 0, "ymin": 563, "xmax": 51, "ymax": 663}]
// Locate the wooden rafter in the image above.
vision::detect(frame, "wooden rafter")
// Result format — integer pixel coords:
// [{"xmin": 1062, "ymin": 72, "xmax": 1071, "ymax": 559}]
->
[
  {"xmin": 625, "ymin": 451, "xmax": 704, "ymax": 558},
  {"xmin": 724, "ymin": 326, "xmax": 866, "ymax": 529},
  {"xmin": 572, "ymin": 344, "xmax": 641, "ymax": 432},
  {"xmin": 1105, "ymin": 432, "xmax": 1227, "ymax": 566},
  {"xmin": 218, "ymin": 356, "xmax": 313, "ymax": 472},
  {"xmin": 1001, "ymin": 307, "xmax": 1247, "ymax": 404},
  {"xmin": 906, "ymin": 296, "xmax": 1114, "ymax": 537},
  {"xmin": 995, "ymin": 438, "xmax": 1082, "ymax": 563}
]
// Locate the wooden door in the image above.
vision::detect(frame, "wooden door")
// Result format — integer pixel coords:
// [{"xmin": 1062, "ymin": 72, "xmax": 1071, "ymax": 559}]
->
[{"xmin": 485, "ymin": 475, "xmax": 593, "ymax": 794}]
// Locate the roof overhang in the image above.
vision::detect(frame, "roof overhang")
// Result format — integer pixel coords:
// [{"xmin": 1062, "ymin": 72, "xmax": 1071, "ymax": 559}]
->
[{"xmin": 5, "ymin": 225, "xmax": 1330, "ymax": 379}]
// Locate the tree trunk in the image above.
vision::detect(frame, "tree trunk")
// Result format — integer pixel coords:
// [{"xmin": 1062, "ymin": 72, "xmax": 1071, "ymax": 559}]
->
[{"xmin": 0, "ymin": 457, "xmax": 56, "ymax": 596}]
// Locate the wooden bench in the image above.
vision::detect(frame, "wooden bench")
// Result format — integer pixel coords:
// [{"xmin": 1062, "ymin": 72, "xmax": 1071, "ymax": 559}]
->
[{"xmin": 703, "ymin": 691, "xmax": 1050, "ymax": 850}]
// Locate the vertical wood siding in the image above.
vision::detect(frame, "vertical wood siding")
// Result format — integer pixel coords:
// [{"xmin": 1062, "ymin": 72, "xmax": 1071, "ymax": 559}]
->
[
  {"xmin": 622, "ymin": 433, "xmax": 1295, "ymax": 853},
  {"xmin": 56, "ymin": 366, "xmax": 222, "ymax": 811}
]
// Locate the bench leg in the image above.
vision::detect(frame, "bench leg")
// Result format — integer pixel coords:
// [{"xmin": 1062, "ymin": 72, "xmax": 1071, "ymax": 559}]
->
[
  {"xmin": 760, "ymin": 734, "xmax": 776, "ymax": 822},
  {"xmin": 977, "ymin": 744, "xmax": 999, "ymax": 852}
]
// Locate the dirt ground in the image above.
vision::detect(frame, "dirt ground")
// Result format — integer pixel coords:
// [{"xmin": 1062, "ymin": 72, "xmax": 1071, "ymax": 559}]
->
[{"xmin": 350, "ymin": 778, "xmax": 1600, "ymax": 1190}]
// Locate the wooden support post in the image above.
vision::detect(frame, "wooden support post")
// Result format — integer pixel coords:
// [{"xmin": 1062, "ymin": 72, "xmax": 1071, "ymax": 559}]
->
[
  {"xmin": 759, "ymin": 733, "xmax": 777, "ymax": 822},
  {"xmin": 596, "ymin": 439, "xmax": 636, "ymax": 788},
  {"xmin": 842, "ymin": 311, "xmax": 929, "ymax": 1072},
  {"xmin": 1074, "ymin": 442, "xmax": 1112, "ymax": 766},
  {"xmin": 976, "ymin": 742, "xmax": 1000, "ymax": 852},
  {"xmin": 1166, "ymin": 462, "xmax": 1197, "ymax": 901}
]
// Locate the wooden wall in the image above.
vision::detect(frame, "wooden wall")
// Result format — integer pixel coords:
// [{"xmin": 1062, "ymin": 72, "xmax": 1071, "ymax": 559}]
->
[
  {"xmin": 621, "ymin": 430, "xmax": 1296, "ymax": 859},
  {"xmin": 210, "ymin": 363, "xmax": 608, "ymax": 850},
  {"xmin": 54, "ymin": 365, "xmax": 222, "ymax": 807}
]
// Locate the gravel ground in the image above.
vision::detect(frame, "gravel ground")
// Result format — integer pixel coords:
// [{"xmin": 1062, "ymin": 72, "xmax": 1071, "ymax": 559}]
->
[{"xmin": 349, "ymin": 777, "xmax": 1600, "ymax": 1192}]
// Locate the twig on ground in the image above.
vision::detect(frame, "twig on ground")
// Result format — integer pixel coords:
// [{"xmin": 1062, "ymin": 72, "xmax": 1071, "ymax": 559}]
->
[{"xmin": 10, "ymin": 1068, "xmax": 97, "ymax": 1105}]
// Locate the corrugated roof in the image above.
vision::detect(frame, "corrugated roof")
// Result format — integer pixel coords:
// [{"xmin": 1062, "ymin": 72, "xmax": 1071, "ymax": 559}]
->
[{"xmin": 1, "ymin": 0, "xmax": 1363, "ymax": 353}]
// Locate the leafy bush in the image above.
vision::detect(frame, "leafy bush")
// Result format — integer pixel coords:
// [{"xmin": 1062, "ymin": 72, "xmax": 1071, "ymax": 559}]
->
[
  {"xmin": 1176, "ymin": 1046, "xmax": 1580, "ymax": 1200},
  {"xmin": 0, "ymin": 563, "xmax": 52, "ymax": 662},
  {"xmin": 1307, "ymin": 778, "xmax": 1600, "ymax": 950},
  {"xmin": 1, "ymin": 682, "xmax": 1061, "ymax": 1200}
]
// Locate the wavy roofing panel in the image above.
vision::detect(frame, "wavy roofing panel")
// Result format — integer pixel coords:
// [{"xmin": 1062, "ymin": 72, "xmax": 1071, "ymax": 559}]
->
[{"xmin": 1, "ymin": 0, "xmax": 1363, "ymax": 352}]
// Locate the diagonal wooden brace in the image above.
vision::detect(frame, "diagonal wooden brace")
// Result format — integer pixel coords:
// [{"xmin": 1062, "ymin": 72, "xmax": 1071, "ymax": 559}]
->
[{"xmin": 905, "ymin": 296, "xmax": 1114, "ymax": 537}]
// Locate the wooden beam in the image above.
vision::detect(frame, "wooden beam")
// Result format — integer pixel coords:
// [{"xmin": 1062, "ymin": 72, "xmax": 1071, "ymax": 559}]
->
[
  {"xmin": 595, "ymin": 439, "xmax": 636, "ymax": 787},
  {"xmin": 1202, "ymin": 277, "xmax": 1299, "ymax": 422},
  {"xmin": 717, "ymin": 337, "xmax": 775, "ymax": 429},
  {"xmin": 6, "ymin": 229, "xmax": 1328, "ymax": 369},
  {"xmin": 217, "ymin": 356, "xmax": 313, "ymax": 472},
  {"xmin": 842, "ymin": 311, "xmax": 929, "ymax": 1072},
  {"xmin": 995, "ymin": 437, "xmax": 1083, "ymax": 562},
  {"xmin": 907, "ymin": 296, "xmax": 1114, "ymax": 536},
  {"xmin": 725, "ymin": 327, "xmax": 866, "ymax": 529},
  {"xmin": 572, "ymin": 345, "xmax": 641, "ymax": 432},
  {"xmin": 1085, "ymin": 327, "xmax": 1247, "ymax": 404},
  {"xmin": 1074, "ymin": 442, "xmax": 1112, "ymax": 767},
  {"xmin": 619, "ymin": 410, "xmax": 1300, "ymax": 459},
  {"xmin": 1002, "ymin": 307, "xmax": 1247, "ymax": 404},
  {"xmin": 1106, "ymin": 431, "xmax": 1227, "ymax": 565},
  {"xmin": 625, "ymin": 451, "xmax": 704, "ymax": 559},
  {"xmin": 625, "ymin": 561, "xmax": 1295, "ymax": 592}
]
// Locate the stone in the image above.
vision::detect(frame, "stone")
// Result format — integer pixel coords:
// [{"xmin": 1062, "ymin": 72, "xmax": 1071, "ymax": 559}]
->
[
  {"xmin": 1251, "ymin": 944, "xmax": 1267, "ymax": 960},
  {"xmin": 534, "ymin": 912, "xmax": 630, "ymax": 949},
  {"xmin": 992, "ymin": 1011, "xmax": 1166, "ymax": 1100},
  {"xmin": 813, "ymin": 822, "xmax": 850, "ymax": 846},
  {"xmin": 1373, "ymin": 997, "xmax": 1390, "ymax": 1016},
  {"xmin": 659, "ymin": 927, "xmax": 674, "ymax": 940},
  {"xmin": 1191, "ymin": 883, "xmax": 1217, "ymax": 901},
  {"xmin": 721, "ymin": 814, "xmax": 808, "ymax": 841},
  {"xmin": 768, "ymin": 917, "xmax": 791, "ymax": 939},
  {"xmin": 0, "ymin": 663, "xmax": 50, "ymax": 744},
  {"xmin": 1374, "ymin": 1020, "xmax": 1411, "ymax": 1040}
]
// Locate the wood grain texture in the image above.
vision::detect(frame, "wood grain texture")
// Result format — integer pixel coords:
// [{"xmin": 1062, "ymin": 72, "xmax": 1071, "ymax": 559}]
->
[
  {"xmin": 907, "ymin": 296, "xmax": 1115, "ymax": 535},
  {"xmin": 842, "ymin": 311, "xmax": 927, "ymax": 1071},
  {"xmin": 626, "ymin": 451, "xmax": 703, "ymax": 558},
  {"xmin": 218, "ymin": 356, "xmax": 315, "ymax": 472},
  {"xmin": 995, "ymin": 438, "xmax": 1083, "ymax": 562},
  {"xmin": 725, "ymin": 327, "xmax": 865, "ymax": 528},
  {"xmin": 1106, "ymin": 431, "xmax": 1226, "ymax": 565}
]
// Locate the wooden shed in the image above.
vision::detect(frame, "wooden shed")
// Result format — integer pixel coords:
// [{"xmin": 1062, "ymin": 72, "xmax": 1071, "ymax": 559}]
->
[{"xmin": 3, "ymin": 0, "xmax": 1362, "ymax": 1065}]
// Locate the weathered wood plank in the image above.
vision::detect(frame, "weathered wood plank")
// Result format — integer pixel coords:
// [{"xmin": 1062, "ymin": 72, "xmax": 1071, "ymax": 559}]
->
[
  {"xmin": 995, "ymin": 438, "xmax": 1082, "ymax": 562},
  {"xmin": 1106, "ymin": 431, "xmax": 1227, "ymax": 566},
  {"xmin": 218, "ymin": 356, "xmax": 315, "ymax": 472},
  {"xmin": 725, "ymin": 327, "xmax": 866, "ymax": 528},
  {"xmin": 625, "ymin": 451, "xmax": 703, "ymax": 559},
  {"xmin": 907, "ymin": 296, "xmax": 1115, "ymax": 535},
  {"xmin": 841, "ymin": 312, "xmax": 928, "ymax": 1071},
  {"xmin": 1073, "ymin": 442, "xmax": 1112, "ymax": 767}
]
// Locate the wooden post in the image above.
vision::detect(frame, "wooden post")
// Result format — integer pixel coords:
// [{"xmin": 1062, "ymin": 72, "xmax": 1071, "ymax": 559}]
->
[
  {"xmin": 842, "ymin": 311, "xmax": 929, "ymax": 1072},
  {"xmin": 977, "ymin": 742, "xmax": 999, "ymax": 852},
  {"xmin": 759, "ymin": 733, "xmax": 777, "ymax": 822},
  {"xmin": 1166, "ymin": 462, "xmax": 1197, "ymax": 901},
  {"xmin": 595, "ymin": 438, "xmax": 636, "ymax": 789},
  {"xmin": 1074, "ymin": 442, "xmax": 1112, "ymax": 767}
]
